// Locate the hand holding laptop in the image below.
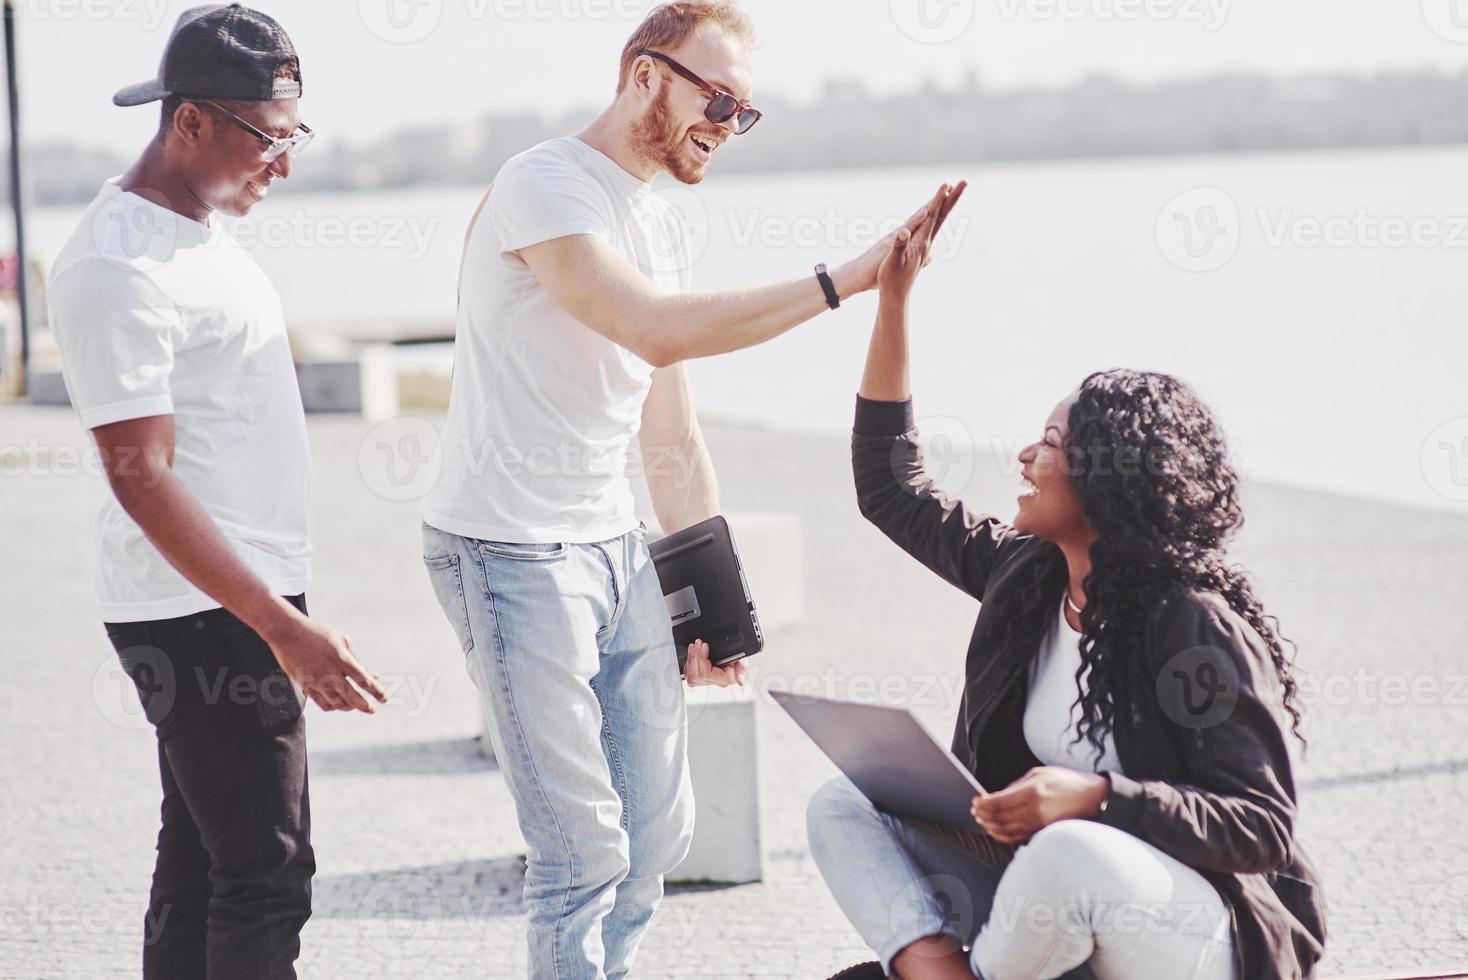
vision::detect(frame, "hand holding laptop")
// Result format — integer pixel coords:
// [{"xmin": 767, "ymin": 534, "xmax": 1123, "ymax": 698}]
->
[{"xmin": 683, "ymin": 638, "xmax": 748, "ymax": 688}]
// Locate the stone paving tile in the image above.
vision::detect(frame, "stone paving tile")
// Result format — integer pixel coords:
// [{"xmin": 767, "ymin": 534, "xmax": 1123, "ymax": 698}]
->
[{"xmin": 3, "ymin": 405, "xmax": 1467, "ymax": 978}]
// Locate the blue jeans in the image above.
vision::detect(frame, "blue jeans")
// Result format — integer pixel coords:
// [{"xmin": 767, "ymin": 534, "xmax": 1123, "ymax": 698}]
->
[
  {"xmin": 422, "ymin": 522, "xmax": 695, "ymax": 980},
  {"xmin": 807, "ymin": 776, "xmax": 1237, "ymax": 980}
]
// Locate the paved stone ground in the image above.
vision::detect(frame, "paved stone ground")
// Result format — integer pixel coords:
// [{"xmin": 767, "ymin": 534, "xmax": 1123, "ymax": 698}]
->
[{"xmin": 3, "ymin": 402, "xmax": 1468, "ymax": 979}]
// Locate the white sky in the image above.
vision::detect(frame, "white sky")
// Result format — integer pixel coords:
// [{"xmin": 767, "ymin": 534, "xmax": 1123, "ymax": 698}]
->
[{"xmin": 16, "ymin": 0, "xmax": 1468, "ymax": 155}]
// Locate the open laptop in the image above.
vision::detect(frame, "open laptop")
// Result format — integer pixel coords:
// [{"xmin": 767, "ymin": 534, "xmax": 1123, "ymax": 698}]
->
[{"xmin": 771, "ymin": 690, "xmax": 987, "ymax": 828}]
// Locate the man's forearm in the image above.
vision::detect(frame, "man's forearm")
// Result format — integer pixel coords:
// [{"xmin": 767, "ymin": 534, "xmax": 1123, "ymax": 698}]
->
[
  {"xmin": 112, "ymin": 470, "xmax": 302, "ymax": 641},
  {"xmin": 644, "ymin": 437, "xmax": 720, "ymax": 534},
  {"xmin": 646, "ymin": 262, "xmax": 862, "ymax": 366}
]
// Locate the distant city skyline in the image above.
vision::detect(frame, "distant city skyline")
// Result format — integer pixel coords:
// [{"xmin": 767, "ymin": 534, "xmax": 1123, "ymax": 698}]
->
[{"xmin": 13, "ymin": 0, "xmax": 1468, "ymax": 157}]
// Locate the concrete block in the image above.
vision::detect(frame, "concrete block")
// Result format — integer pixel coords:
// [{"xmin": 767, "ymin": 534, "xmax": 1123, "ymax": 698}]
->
[
  {"xmin": 671, "ymin": 683, "xmax": 764, "ymax": 884},
  {"xmin": 295, "ymin": 344, "xmax": 400, "ymax": 420},
  {"xmin": 722, "ymin": 509, "xmax": 805, "ymax": 636},
  {"xmin": 26, "ymin": 370, "xmax": 71, "ymax": 407}
]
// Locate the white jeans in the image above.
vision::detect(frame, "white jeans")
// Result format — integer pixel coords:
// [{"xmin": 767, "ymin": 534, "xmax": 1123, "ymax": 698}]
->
[{"xmin": 807, "ymin": 776, "xmax": 1238, "ymax": 980}]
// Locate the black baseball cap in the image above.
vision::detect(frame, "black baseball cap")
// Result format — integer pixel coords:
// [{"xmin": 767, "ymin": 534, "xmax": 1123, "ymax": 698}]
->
[{"xmin": 113, "ymin": 3, "xmax": 302, "ymax": 107}]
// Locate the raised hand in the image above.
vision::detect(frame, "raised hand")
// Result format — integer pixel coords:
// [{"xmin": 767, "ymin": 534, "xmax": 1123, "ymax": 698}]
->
[
  {"xmin": 877, "ymin": 180, "xmax": 967, "ymax": 301},
  {"xmin": 837, "ymin": 181, "xmax": 968, "ymax": 296}
]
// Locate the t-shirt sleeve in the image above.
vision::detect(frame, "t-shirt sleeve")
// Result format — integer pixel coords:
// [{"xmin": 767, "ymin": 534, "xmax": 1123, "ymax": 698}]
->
[
  {"xmin": 47, "ymin": 256, "xmax": 181, "ymax": 430},
  {"xmin": 488, "ymin": 149, "xmax": 611, "ymax": 254}
]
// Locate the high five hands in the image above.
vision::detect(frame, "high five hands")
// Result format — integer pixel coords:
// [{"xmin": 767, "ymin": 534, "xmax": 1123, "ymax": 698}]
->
[{"xmin": 878, "ymin": 180, "xmax": 968, "ymax": 300}]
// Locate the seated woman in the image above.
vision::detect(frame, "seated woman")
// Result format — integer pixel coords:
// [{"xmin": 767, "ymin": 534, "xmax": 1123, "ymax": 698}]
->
[{"xmin": 808, "ymin": 184, "xmax": 1327, "ymax": 980}]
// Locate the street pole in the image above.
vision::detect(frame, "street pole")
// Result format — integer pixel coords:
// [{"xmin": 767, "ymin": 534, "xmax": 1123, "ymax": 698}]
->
[{"xmin": 4, "ymin": 0, "xmax": 28, "ymax": 397}]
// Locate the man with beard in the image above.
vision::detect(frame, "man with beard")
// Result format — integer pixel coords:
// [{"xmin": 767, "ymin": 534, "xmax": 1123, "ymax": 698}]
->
[{"xmin": 421, "ymin": 2, "xmax": 953, "ymax": 975}]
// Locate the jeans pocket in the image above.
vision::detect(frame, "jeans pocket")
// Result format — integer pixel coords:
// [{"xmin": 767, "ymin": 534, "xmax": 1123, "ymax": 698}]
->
[
  {"xmin": 424, "ymin": 553, "xmax": 475, "ymax": 654},
  {"xmin": 478, "ymin": 540, "xmax": 567, "ymax": 561},
  {"xmin": 214, "ymin": 619, "xmax": 304, "ymax": 736},
  {"xmin": 253, "ymin": 666, "xmax": 306, "ymax": 735}
]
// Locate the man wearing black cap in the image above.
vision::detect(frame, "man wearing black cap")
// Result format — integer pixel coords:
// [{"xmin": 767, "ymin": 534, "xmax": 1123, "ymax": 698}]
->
[{"xmin": 45, "ymin": 6, "xmax": 386, "ymax": 978}]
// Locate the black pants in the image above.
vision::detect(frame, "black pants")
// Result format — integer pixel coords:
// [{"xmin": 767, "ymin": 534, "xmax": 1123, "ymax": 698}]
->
[{"xmin": 105, "ymin": 596, "xmax": 314, "ymax": 980}]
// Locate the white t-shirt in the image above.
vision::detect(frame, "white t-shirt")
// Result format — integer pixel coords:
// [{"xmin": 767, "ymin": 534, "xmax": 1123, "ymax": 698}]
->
[
  {"xmin": 47, "ymin": 179, "xmax": 312, "ymax": 623},
  {"xmin": 422, "ymin": 136, "xmax": 693, "ymax": 544},
  {"xmin": 1023, "ymin": 598, "xmax": 1123, "ymax": 774}
]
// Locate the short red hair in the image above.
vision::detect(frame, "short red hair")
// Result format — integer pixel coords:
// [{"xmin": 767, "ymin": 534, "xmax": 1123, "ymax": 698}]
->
[{"xmin": 617, "ymin": 1, "xmax": 755, "ymax": 93}]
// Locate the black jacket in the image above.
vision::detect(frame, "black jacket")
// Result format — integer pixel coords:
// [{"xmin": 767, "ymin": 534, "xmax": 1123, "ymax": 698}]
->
[{"xmin": 851, "ymin": 395, "xmax": 1327, "ymax": 980}]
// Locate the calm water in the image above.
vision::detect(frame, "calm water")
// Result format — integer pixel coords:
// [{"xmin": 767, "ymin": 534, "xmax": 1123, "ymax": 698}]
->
[{"xmin": 19, "ymin": 145, "xmax": 1468, "ymax": 512}]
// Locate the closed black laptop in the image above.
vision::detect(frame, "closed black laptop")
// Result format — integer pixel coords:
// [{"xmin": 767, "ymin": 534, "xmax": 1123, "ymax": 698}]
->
[{"xmin": 648, "ymin": 515, "xmax": 764, "ymax": 672}]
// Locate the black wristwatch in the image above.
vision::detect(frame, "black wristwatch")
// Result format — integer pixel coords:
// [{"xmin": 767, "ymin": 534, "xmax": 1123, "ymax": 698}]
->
[{"xmin": 815, "ymin": 263, "xmax": 841, "ymax": 310}]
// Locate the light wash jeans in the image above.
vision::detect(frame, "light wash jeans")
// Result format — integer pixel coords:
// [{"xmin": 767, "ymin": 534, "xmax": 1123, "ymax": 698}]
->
[
  {"xmin": 807, "ymin": 776, "xmax": 1238, "ymax": 980},
  {"xmin": 422, "ymin": 522, "xmax": 695, "ymax": 980}
]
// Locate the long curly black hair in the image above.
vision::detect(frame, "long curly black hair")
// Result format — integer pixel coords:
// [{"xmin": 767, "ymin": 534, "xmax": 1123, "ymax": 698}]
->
[{"xmin": 988, "ymin": 369, "xmax": 1306, "ymax": 762}]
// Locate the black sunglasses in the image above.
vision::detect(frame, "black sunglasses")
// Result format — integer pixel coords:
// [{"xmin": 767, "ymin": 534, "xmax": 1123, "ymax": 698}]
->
[{"xmin": 637, "ymin": 49, "xmax": 762, "ymax": 135}]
